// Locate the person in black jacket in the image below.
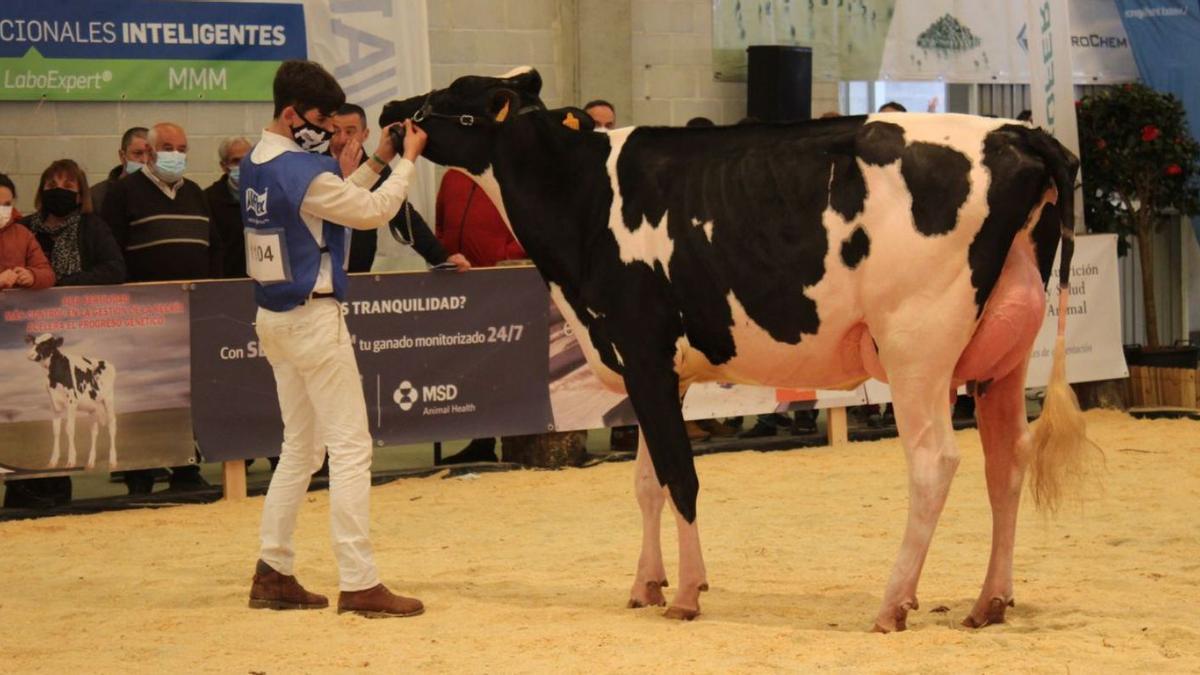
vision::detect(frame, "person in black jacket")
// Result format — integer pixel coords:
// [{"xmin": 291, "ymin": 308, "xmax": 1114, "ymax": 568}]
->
[
  {"xmin": 329, "ymin": 103, "xmax": 468, "ymax": 273},
  {"xmin": 22, "ymin": 159, "xmax": 126, "ymax": 286},
  {"xmin": 205, "ymin": 136, "xmax": 252, "ymax": 278}
]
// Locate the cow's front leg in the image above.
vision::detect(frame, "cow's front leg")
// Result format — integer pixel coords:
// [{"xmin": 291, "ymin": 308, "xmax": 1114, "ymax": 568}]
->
[
  {"xmin": 628, "ymin": 429, "xmax": 669, "ymax": 608},
  {"xmin": 873, "ymin": 373, "xmax": 960, "ymax": 633},
  {"xmin": 64, "ymin": 403, "xmax": 78, "ymax": 467},
  {"xmin": 48, "ymin": 415, "xmax": 62, "ymax": 468},
  {"xmin": 622, "ymin": 364, "xmax": 707, "ymax": 620}
]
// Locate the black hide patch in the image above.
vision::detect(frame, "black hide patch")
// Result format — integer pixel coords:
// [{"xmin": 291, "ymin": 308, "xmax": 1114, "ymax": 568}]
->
[
  {"xmin": 840, "ymin": 226, "xmax": 870, "ymax": 269},
  {"xmin": 48, "ymin": 352, "xmax": 72, "ymax": 390},
  {"xmin": 968, "ymin": 125, "xmax": 1051, "ymax": 314},
  {"xmin": 829, "ymin": 155, "xmax": 867, "ymax": 221},
  {"xmin": 856, "ymin": 121, "xmax": 906, "ymax": 166},
  {"xmin": 900, "ymin": 142, "xmax": 972, "ymax": 237},
  {"xmin": 1031, "ymin": 198, "xmax": 1060, "ymax": 289}
]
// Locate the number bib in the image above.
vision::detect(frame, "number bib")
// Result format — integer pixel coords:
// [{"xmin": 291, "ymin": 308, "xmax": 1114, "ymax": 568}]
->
[{"xmin": 245, "ymin": 227, "xmax": 292, "ymax": 284}]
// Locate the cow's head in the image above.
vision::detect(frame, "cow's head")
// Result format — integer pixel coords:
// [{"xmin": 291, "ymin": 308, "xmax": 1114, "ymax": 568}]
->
[
  {"xmin": 25, "ymin": 333, "xmax": 62, "ymax": 365},
  {"xmin": 380, "ymin": 67, "xmax": 546, "ymax": 174}
]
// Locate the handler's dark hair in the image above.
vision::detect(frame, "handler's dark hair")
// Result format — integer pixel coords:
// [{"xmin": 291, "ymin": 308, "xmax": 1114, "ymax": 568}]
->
[
  {"xmin": 0, "ymin": 172, "xmax": 16, "ymax": 199},
  {"xmin": 273, "ymin": 60, "xmax": 346, "ymax": 118}
]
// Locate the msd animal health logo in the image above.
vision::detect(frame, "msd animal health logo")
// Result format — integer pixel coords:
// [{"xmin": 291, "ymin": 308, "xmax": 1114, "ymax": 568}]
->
[{"xmin": 393, "ymin": 380, "xmax": 471, "ymax": 416}]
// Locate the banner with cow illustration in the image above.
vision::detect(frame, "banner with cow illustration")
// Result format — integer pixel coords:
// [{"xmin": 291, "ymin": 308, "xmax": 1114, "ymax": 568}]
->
[{"xmin": 0, "ymin": 285, "xmax": 194, "ymax": 480}]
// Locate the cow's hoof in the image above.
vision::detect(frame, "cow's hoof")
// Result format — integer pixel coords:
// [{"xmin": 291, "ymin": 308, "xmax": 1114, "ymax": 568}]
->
[
  {"xmin": 961, "ymin": 597, "xmax": 1014, "ymax": 629},
  {"xmin": 663, "ymin": 605, "xmax": 700, "ymax": 621},
  {"xmin": 627, "ymin": 579, "xmax": 668, "ymax": 608},
  {"xmin": 872, "ymin": 598, "xmax": 919, "ymax": 633}
]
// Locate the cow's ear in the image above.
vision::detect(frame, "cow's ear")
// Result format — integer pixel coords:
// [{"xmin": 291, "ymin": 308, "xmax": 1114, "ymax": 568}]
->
[
  {"xmin": 53, "ymin": 337, "xmax": 64, "ymax": 349},
  {"xmin": 24, "ymin": 334, "xmax": 34, "ymax": 344},
  {"xmin": 489, "ymin": 89, "xmax": 518, "ymax": 123}
]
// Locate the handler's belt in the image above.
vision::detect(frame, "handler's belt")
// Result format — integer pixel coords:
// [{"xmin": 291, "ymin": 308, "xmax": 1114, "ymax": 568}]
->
[{"xmin": 299, "ymin": 291, "xmax": 337, "ymax": 305}]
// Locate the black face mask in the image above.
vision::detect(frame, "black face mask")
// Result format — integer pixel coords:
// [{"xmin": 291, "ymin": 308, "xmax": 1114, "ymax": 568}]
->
[
  {"xmin": 42, "ymin": 188, "xmax": 79, "ymax": 218},
  {"xmin": 290, "ymin": 112, "xmax": 332, "ymax": 154}
]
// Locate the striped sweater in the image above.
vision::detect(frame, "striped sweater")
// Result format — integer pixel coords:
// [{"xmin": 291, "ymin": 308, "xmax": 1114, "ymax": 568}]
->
[{"xmin": 100, "ymin": 170, "xmax": 223, "ymax": 281}]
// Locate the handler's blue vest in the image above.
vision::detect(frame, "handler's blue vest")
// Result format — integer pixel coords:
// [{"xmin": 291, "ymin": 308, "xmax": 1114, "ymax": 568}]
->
[{"xmin": 239, "ymin": 150, "xmax": 348, "ymax": 312}]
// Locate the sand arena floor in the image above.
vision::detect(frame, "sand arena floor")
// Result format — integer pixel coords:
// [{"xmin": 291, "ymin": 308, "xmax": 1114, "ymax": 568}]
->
[{"xmin": 2, "ymin": 410, "xmax": 1198, "ymax": 673}]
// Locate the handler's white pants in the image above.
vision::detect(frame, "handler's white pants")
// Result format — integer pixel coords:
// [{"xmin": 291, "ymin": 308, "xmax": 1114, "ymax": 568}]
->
[{"xmin": 255, "ymin": 299, "xmax": 380, "ymax": 592}]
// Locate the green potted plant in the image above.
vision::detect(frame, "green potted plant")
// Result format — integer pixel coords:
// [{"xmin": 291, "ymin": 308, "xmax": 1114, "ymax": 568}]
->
[{"xmin": 1077, "ymin": 83, "xmax": 1200, "ymax": 371}]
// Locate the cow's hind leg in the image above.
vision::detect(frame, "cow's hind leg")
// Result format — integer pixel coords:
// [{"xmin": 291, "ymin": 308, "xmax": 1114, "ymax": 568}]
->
[
  {"xmin": 64, "ymin": 404, "xmax": 78, "ymax": 467},
  {"xmin": 622, "ymin": 365, "xmax": 707, "ymax": 620},
  {"xmin": 628, "ymin": 429, "xmax": 669, "ymax": 608},
  {"xmin": 873, "ymin": 368, "xmax": 962, "ymax": 633},
  {"xmin": 86, "ymin": 418, "xmax": 100, "ymax": 469},
  {"xmin": 104, "ymin": 401, "xmax": 118, "ymax": 468},
  {"xmin": 963, "ymin": 360, "xmax": 1031, "ymax": 628}
]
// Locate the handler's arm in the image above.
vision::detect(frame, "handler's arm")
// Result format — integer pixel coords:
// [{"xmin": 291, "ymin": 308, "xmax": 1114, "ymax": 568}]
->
[{"xmin": 299, "ymin": 159, "xmax": 414, "ymax": 231}]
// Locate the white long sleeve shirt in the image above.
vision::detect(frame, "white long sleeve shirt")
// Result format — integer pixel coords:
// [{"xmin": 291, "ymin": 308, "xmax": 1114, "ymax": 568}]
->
[{"xmin": 249, "ymin": 129, "xmax": 414, "ymax": 293}]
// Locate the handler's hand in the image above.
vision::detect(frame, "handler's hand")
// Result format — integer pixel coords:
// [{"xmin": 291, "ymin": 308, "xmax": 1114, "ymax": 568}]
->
[
  {"xmin": 446, "ymin": 253, "xmax": 470, "ymax": 273},
  {"xmin": 0, "ymin": 268, "xmax": 17, "ymax": 289},
  {"xmin": 402, "ymin": 119, "xmax": 427, "ymax": 163},
  {"xmin": 339, "ymin": 137, "xmax": 362, "ymax": 178}
]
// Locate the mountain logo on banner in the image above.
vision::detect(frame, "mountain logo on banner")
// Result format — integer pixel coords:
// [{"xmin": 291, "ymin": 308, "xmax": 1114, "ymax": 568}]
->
[
  {"xmin": 1017, "ymin": 23, "xmax": 1028, "ymax": 52},
  {"xmin": 393, "ymin": 380, "xmax": 419, "ymax": 411}
]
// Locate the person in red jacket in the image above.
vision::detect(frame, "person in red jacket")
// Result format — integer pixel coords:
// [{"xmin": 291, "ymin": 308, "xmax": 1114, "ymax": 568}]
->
[
  {"xmin": 435, "ymin": 168, "xmax": 525, "ymax": 267},
  {"xmin": 0, "ymin": 173, "xmax": 55, "ymax": 291}
]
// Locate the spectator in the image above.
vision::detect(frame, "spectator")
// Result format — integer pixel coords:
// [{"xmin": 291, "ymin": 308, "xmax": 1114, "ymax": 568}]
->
[
  {"xmin": 433, "ymin": 168, "xmax": 523, "ymax": 463},
  {"xmin": 584, "ymin": 99, "xmax": 617, "ymax": 130},
  {"xmin": 819, "ymin": 111, "xmax": 842, "ymax": 119},
  {"xmin": 0, "ymin": 172, "xmax": 63, "ymax": 510},
  {"xmin": 1017, "ymin": 109, "xmax": 1033, "ymax": 123},
  {"xmin": 0, "ymin": 173, "xmax": 54, "ymax": 291},
  {"xmin": 91, "ymin": 127, "xmax": 150, "ymax": 214},
  {"xmin": 22, "ymin": 160, "xmax": 126, "ymax": 286},
  {"xmin": 330, "ymin": 103, "xmax": 467, "ymax": 273},
  {"xmin": 101, "ymin": 121, "xmax": 219, "ymax": 494},
  {"xmin": 102, "ymin": 121, "xmax": 222, "ymax": 283},
  {"xmin": 878, "ymin": 101, "xmax": 907, "ymax": 113},
  {"xmin": 205, "ymin": 136, "xmax": 253, "ymax": 278},
  {"xmin": 686, "ymin": 116, "xmax": 715, "ymax": 127},
  {"xmin": 435, "ymin": 168, "xmax": 524, "ymax": 268}
]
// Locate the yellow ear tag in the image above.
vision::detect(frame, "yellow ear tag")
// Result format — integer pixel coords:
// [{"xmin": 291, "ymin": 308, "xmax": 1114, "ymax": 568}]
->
[
  {"xmin": 495, "ymin": 100, "xmax": 510, "ymax": 122},
  {"xmin": 562, "ymin": 111, "xmax": 580, "ymax": 130}
]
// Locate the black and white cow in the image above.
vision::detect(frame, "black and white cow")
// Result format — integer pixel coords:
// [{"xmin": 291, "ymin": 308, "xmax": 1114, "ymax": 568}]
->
[
  {"xmin": 25, "ymin": 333, "xmax": 118, "ymax": 469},
  {"xmin": 382, "ymin": 68, "xmax": 1097, "ymax": 631}
]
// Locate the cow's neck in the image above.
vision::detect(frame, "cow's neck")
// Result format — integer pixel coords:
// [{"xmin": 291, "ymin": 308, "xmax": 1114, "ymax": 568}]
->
[{"xmin": 487, "ymin": 114, "xmax": 612, "ymax": 296}]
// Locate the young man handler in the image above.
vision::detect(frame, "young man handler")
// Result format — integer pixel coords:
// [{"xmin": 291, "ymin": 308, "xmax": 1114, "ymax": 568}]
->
[{"xmin": 241, "ymin": 60, "xmax": 428, "ymax": 618}]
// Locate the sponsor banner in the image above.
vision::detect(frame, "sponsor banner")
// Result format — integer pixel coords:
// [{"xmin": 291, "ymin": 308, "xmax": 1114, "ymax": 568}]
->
[
  {"xmin": 545, "ymin": 300, "xmax": 867, "ymax": 433},
  {"xmin": 0, "ymin": 285, "xmax": 194, "ymax": 480},
  {"xmin": 713, "ymin": 0, "xmax": 1137, "ymax": 84},
  {"xmin": 191, "ymin": 269, "xmax": 552, "ymax": 462},
  {"xmin": 863, "ymin": 234, "xmax": 1127, "ymax": 403},
  {"xmin": 0, "ymin": 0, "xmax": 306, "ymax": 101}
]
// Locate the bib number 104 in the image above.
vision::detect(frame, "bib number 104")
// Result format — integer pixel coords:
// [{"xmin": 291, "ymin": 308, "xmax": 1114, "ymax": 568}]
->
[{"xmin": 250, "ymin": 244, "xmax": 277, "ymax": 263}]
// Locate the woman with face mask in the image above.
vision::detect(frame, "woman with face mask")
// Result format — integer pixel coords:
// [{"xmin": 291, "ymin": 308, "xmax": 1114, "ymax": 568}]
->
[
  {"xmin": 0, "ymin": 173, "xmax": 55, "ymax": 291},
  {"xmin": 20, "ymin": 160, "xmax": 126, "ymax": 287}
]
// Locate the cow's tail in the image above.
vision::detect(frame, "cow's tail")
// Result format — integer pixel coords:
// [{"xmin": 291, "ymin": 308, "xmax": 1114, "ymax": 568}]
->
[{"xmin": 1024, "ymin": 131, "xmax": 1100, "ymax": 512}]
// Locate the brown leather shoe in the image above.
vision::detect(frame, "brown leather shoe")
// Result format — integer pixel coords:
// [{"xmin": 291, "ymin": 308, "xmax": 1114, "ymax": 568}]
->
[
  {"xmin": 337, "ymin": 583, "xmax": 425, "ymax": 618},
  {"xmin": 248, "ymin": 559, "xmax": 329, "ymax": 610}
]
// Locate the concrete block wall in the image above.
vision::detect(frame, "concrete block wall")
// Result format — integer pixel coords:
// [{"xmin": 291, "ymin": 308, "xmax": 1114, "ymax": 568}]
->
[
  {"xmin": 0, "ymin": 101, "xmax": 267, "ymax": 213},
  {"xmin": 630, "ymin": 0, "xmax": 838, "ymax": 126},
  {"xmin": 427, "ymin": 0, "xmax": 571, "ymax": 109}
]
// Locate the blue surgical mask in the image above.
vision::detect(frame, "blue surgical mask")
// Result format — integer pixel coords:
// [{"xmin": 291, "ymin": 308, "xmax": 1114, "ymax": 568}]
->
[
  {"xmin": 153, "ymin": 151, "xmax": 187, "ymax": 182},
  {"xmin": 228, "ymin": 166, "xmax": 241, "ymax": 188},
  {"xmin": 125, "ymin": 160, "xmax": 144, "ymax": 175}
]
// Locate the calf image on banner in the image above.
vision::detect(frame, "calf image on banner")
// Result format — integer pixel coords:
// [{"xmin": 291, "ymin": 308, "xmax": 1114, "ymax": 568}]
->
[{"xmin": 0, "ymin": 285, "xmax": 193, "ymax": 479}]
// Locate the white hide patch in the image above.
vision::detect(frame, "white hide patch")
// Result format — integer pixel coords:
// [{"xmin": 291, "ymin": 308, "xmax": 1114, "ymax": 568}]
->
[
  {"xmin": 604, "ymin": 128, "xmax": 676, "ymax": 278},
  {"xmin": 499, "ymin": 65, "xmax": 533, "ymax": 78}
]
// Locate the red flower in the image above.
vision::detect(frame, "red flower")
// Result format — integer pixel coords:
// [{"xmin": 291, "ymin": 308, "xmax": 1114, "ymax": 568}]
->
[
  {"xmin": 1141, "ymin": 125, "xmax": 1161, "ymax": 142},
  {"xmin": 1124, "ymin": 83, "xmax": 1133, "ymax": 91},
  {"xmin": 1095, "ymin": 138, "xmax": 1107, "ymax": 150},
  {"xmin": 1165, "ymin": 164, "xmax": 1183, "ymax": 176}
]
